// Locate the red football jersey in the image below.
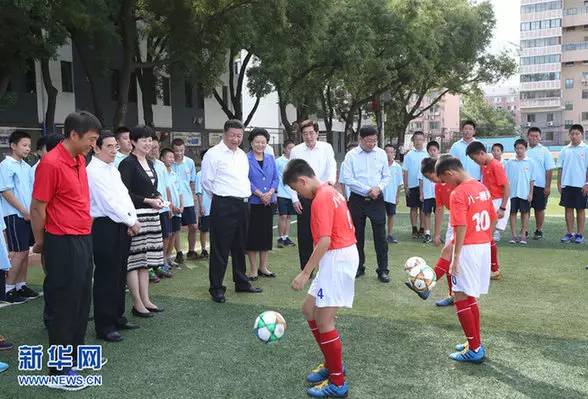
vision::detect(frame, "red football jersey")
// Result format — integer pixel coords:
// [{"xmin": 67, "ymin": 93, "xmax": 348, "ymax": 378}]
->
[
  {"xmin": 435, "ymin": 183, "xmax": 456, "ymax": 210},
  {"xmin": 310, "ymin": 184, "xmax": 357, "ymax": 249},
  {"xmin": 450, "ymin": 179, "xmax": 497, "ymax": 245},
  {"xmin": 481, "ymin": 159, "xmax": 507, "ymax": 200}
]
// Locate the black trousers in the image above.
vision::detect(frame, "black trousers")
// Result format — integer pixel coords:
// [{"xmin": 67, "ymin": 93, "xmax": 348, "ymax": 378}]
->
[
  {"xmin": 348, "ymin": 193, "xmax": 389, "ymax": 274},
  {"xmin": 43, "ymin": 233, "xmax": 93, "ymax": 375},
  {"xmin": 92, "ymin": 218, "xmax": 131, "ymax": 335},
  {"xmin": 209, "ymin": 196, "xmax": 252, "ymax": 295},
  {"xmin": 296, "ymin": 197, "xmax": 314, "ymax": 270}
]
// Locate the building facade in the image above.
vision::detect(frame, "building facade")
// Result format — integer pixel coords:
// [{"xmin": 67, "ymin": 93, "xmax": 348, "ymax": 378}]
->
[
  {"xmin": 484, "ymin": 86, "xmax": 521, "ymax": 128},
  {"xmin": 405, "ymin": 93, "xmax": 461, "ymax": 149}
]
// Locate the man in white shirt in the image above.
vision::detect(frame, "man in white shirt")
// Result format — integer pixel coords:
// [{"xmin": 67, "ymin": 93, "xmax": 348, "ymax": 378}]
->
[
  {"xmin": 201, "ymin": 119, "xmax": 262, "ymax": 303},
  {"xmin": 450, "ymin": 120, "xmax": 481, "ymax": 180},
  {"xmin": 87, "ymin": 133, "xmax": 141, "ymax": 342},
  {"xmin": 289, "ymin": 119, "xmax": 337, "ymax": 269}
]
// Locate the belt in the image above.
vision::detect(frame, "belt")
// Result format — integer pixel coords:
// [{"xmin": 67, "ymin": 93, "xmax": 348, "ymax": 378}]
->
[
  {"xmin": 213, "ymin": 194, "xmax": 249, "ymax": 203},
  {"xmin": 350, "ymin": 192, "xmax": 381, "ymax": 202}
]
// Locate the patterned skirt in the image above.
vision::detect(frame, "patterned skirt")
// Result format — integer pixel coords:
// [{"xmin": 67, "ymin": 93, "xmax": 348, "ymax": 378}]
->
[{"xmin": 127, "ymin": 208, "xmax": 164, "ymax": 272}]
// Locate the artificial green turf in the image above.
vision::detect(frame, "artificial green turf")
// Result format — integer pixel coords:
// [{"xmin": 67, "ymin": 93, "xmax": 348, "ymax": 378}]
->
[{"xmin": 0, "ymin": 210, "xmax": 587, "ymax": 398}]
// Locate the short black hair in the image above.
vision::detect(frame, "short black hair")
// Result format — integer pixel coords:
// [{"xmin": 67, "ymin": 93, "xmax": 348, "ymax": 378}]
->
[
  {"xmin": 491, "ymin": 143, "xmax": 504, "ymax": 152},
  {"xmin": 200, "ymin": 149, "xmax": 208, "ymax": 161},
  {"xmin": 384, "ymin": 143, "xmax": 395, "ymax": 150},
  {"xmin": 282, "ymin": 159, "xmax": 315, "ymax": 186},
  {"xmin": 114, "ymin": 126, "xmax": 130, "ymax": 139},
  {"xmin": 426, "ymin": 140, "xmax": 440, "ymax": 151},
  {"xmin": 248, "ymin": 127, "xmax": 270, "ymax": 143},
  {"xmin": 359, "ymin": 125, "xmax": 378, "ymax": 138},
  {"xmin": 36, "ymin": 136, "xmax": 47, "ymax": 151},
  {"xmin": 569, "ymin": 124, "xmax": 584, "ymax": 134},
  {"xmin": 435, "ymin": 155, "xmax": 463, "ymax": 176},
  {"xmin": 514, "ymin": 138, "xmax": 528, "ymax": 148},
  {"xmin": 9, "ymin": 130, "xmax": 31, "ymax": 145},
  {"xmin": 129, "ymin": 125, "xmax": 154, "ymax": 142},
  {"xmin": 466, "ymin": 141, "xmax": 486, "ymax": 156},
  {"xmin": 527, "ymin": 127, "xmax": 541, "ymax": 136},
  {"xmin": 224, "ymin": 119, "xmax": 244, "ymax": 132},
  {"xmin": 96, "ymin": 133, "xmax": 115, "ymax": 149},
  {"xmin": 412, "ymin": 131, "xmax": 425, "ymax": 140},
  {"xmin": 171, "ymin": 138, "xmax": 184, "ymax": 147},
  {"xmin": 46, "ymin": 133, "xmax": 64, "ymax": 152},
  {"xmin": 283, "ymin": 139, "xmax": 295, "ymax": 148},
  {"xmin": 421, "ymin": 157, "xmax": 436, "ymax": 176},
  {"xmin": 64, "ymin": 111, "xmax": 102, "ymax": 138},
  {"xmin": 461, "ymin": 120, "xmax": 476, "ymax": 130},
  {"xmin": 160, "ymin": 148, "xmax": 174, "ymax": 159}
]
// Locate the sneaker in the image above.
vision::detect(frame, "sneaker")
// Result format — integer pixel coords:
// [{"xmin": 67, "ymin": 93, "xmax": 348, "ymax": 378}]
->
[
  {"xmin": 186, "ymin": 251, "xmax": 199, "ymax": 260},
  {"xmin": 0, "ymin": 361, "xmax": 8, "ymax": 373},
  {"xmin": 148, "ymin": 270, "xmax": 160, "ymax": 283},
  {"xmin": 17, "ymin": 285, "xmax": 39, "ymax": 298},
  {"xmin": 306, "ymin": 380, "xmax": 349, "ymax": 398},
  {"xmin": 0, "ymin": 336, "xmax": 14, "ymax": 351},
  {"xmin": 493, "ymin": 230, "xmax": 501, "ymax": 242},
  {"xmin": 519, "ymin": 237, "xmax": 528, "ymax": 245},
  {"xmin": 435, "ymin": 296, "xmax": 454, "ymax": 307},
  {"xmin": 454, "ymin": 342, "xmax": 469, "ymax": 352},
  {"xmin": 284, "ymin": 237, "xmax": 296, "ymax": 247},
  {"xmin": 167, "ymin": 258, "xmax": 179, "ymax": 268},
  {"xmin": 509, "ymin": 236, "xmax": 519, "ymax": 244},
  {"xmin": 156, "ymin": 266, "xmax": 172, "ymax": 278},
  {"xmin": 490, "ymin": 271, "xmax": 502, "ymax": 280},
  {"xmin": 200, "ymin": 249, "xmax": 209, "ymax": 258},
  {"xmin": 404, "ymin": 281, "xmax": 431, "ymax": 300},
  {"xmin": 175, "ymin": 252, "xmax": 185, "ymax": 264},
  {"xmin": 449, "ymin": 345, "xmax": 486, "ymax": 364},
  {"xmin": 533, "ymin": 229, "xmax": 544, "ymax": 240},
  {"xmin": 411, "ymin": 227, "xmax": 418, "ymax": 239},
  {"xmin": 422, "ymin": 234, "xmax": 432, "ymax": 243},
  {"xmin": 574, "ymin": 234, "xmax": 585, "ymax": 244},
  {"xmin": 277, "ymin": 238, "xmax": 285, "ymax": 248},
  {"xmin": 306, "ymin": 363, "xmax": 329, "ymax": 385},
  {"xmin": 46, "ymin": 370, "xmax": 89, "ymax": 391},
  {"xmin": 5, "ymin": 289, "xmax": 27, "ymax": 304},
  {"xmin": 561, "ymin": 233, "xmax": 574, "ymax": 243},
  {"xmin": 386, "ymin": 235, "xmax": 398, "ymax": 244}
]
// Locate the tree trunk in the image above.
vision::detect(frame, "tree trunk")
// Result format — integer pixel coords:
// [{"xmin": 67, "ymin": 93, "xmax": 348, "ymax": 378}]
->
[
  {"xmin": 71, "ymin": 35, "xmax": 105, "ymax": 125},
  {"xmin": 40, "ymin": 58, "xmax": 58, "ymax": 134},
  {"xmin": 113, "ymin": 0, "xmax": 137, "ymax": 128},
  {"xmin": 136, "ymin": 66, "xmax": 155, "ymax": 127}
]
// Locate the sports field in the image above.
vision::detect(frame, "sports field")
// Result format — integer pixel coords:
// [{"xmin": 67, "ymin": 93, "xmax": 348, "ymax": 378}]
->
[{"xmin": 1, "ymin": 191, "xmax": 587, "ymax": 398}]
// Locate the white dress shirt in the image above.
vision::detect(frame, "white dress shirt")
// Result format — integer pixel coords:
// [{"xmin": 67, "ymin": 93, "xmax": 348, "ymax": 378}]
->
[
  {"xmin": 201, "ymin": 141, "xmax": 251, "ymax": 198},
  {"xmin": 289, "ymin": 140, "xmax": 337, "ymax": 202},
  {"xmin": 87, "ymin": 157, "xmax": 138, "ymax": 226}
]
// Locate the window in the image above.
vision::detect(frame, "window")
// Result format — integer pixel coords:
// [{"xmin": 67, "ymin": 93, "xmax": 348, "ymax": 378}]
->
[
  {"xmin": 521, "ymin": 72, "xmax": 560, "ymax": 82},
  {"xmin": 429, "ymin": 122, "xmax": 440, "ymax": 130},
  {"xmin": 544, "ymin": 131, "xmax": 554, "ymax": 141},
  {"xmin": 583, "ymin": 72, "xmax": 588, "ymax": 80},
  {"xmin": 60, "ymin": 61, "xmax": 73, "ymax": 93},
  {"xmin": 234, "ymin": 61, "xmax": 240, "ymax": 75},
  {"xmin": 583, "ymin": 112, "xmax": 588, "ymax": 121},
  {"xmin": 527, "ymin": 114, "xmax": 536, "ymax": 123},
  {"xmin": 547, "ymin": 113, "xmax": 554, "ymax": 122},
  {"xmin": 520, "ymin": 18, "xmax": 562, "ymax": 32},
  {"xmin": 185, "ymin": 80, "xmax": 193, "ymax": 108},
  {"xmin": 583, "ymin": 90, "xmax": 588, "ymax": 99},
  {"xmin": 161, "ymin": 76, "xmax": 170, "ymax": 106},
  {"xmin": 521, "ymin": 54, "xmax": 561, "ymax": 65},
  {"xmin": 565, "ymin": 120, "xmax": 574, "ymax": 129},
  {"xmin": 521, "ymin": 1, "xmax": 561, "ymax": 14},
  {"xmin": 565, "ymin": 102, "xmax": 574, "ymax": 110},
  {"xmin": 565, "ymin": 79, "xmax": 574, "ymax": 89},
  {"xmin": 520, "ymin": 37, "xmax": 560, "ymax": 49}
]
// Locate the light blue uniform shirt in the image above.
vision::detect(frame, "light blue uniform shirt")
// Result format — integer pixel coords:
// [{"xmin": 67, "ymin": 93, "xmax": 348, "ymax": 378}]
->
[
  {"xmin": 341, "ymin": 146, "xmax": 391, "ymax": 197},
  {"xmin": 153, "ymin": 159, "xmax": 169, "ymax": 214},
  {"xmin": 419, "ymin": 172, "xmax": 436, "ymax": 200},
  {"xmin": 506, "ymin": 157, "xmax": 536, "ymax": 199},
  {"xmin": 402, "ymin": 148, "xmax": 428, "ymax": 188},
  {"xmin": 383, "ymin": 162, "xmax": 403, "ymax": 204},
  {"xmin": 172, "ymin": 157, "xmax": 196, "ymax": 208},
  {"xmin": 0, "ymin": 156, "xmax": 33, "ymax": 217},
  {"xmin": 195, "ymin": 171, "xmax": 212, "ymax": 216},
  {"xmin": 527, "ymin": 144, "xmax": 556, "ymax": 189},
  {"xmin": 557, "ymin": 142, "xmax": 588, "ymax": 188},
  {"xmin": 338, "ymin": 163, "xmax": 351, "ymax": 200},
  {"xmin": 450, "ymin": 139, "xmax": 481, "ymax": 180},
  {"xmin": 166, "ymin": 168, "xmax": 182, "ymax": 216},
  {"xmin": 275, "ymin": 155, "xmax": 291, "ymax": 200},
  {"xmin": 113, "ymin": 151, "xmax": 128, "ymax": 169}
]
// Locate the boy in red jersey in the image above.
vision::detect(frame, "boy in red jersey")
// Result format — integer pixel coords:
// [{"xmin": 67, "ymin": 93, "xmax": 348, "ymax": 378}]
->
[
  {"xmin": 434, "ymin": 156, "xmax": 496, "ymax": 363},
  {"xmin": 466, "ymin": 142, "xmax": 510, "ymax": 280},
  {"xmin": 283, "ymin": 159, "xmax": 359, "ymax": 398}
]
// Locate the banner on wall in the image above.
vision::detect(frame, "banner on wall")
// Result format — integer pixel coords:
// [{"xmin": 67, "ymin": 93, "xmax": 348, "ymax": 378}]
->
[{"xmin": 171, "ymin": 132, "xmax": 202, "ymax": 147}]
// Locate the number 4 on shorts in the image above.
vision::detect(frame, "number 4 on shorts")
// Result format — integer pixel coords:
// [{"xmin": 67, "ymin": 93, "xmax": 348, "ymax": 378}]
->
[{"xmin": 317, "ymin": 288, "xmax": 324, "ymax": 299}]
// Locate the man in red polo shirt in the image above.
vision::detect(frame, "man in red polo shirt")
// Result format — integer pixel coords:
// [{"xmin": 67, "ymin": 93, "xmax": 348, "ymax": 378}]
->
[{"xmin": 30, "ymin": 111, "xmax": 100, "ymax": 389}]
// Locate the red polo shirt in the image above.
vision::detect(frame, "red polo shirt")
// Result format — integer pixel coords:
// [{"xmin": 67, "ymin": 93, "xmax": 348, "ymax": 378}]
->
[{"xmin": 33, "ymin": 143, "xmax": 92, "ymax": 235}]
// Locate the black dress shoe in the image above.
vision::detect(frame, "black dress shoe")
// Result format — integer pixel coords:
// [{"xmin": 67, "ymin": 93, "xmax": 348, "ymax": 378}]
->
[
  {"xmin": 355, "ymin": 268, "xmax": 366, "ymax": 278},
  {"xmin": 378, "ymin": 272, "xmax": 390, "ymax": 283},
  {"xmin": 211, "ymin": 294, "xmax": 225, "ymax": 303},
  {"xmin": 132, "ymin": 307, "xmax": 153, "ymax": 318},
  {"xmin": 235, "ymin": 286, "xmax": 263, "ymax": 293},
  {"xmin": 97, "ymin": 331, "xmax": 123, "ymax": 342},
  {"xmin": 117, "ymin": 322, "xmax": 139, "ymax": 330},
  {"xmin": 146, "ymin": 306, "xmax": 164, "ymax": 313}
]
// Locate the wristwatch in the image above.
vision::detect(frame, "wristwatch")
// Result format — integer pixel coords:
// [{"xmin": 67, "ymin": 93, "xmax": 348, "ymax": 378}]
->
[{"xmin": 499, "ymin": 206, "xmax": 506, "ymax": 211}]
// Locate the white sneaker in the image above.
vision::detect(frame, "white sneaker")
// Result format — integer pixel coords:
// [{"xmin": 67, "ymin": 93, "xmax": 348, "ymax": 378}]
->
[
  {"xmin": 493, "ymin": 230, "xmax": 501, "ymax": 242},
  {"xmin": 46, "ymin": 370, "xmax": 89, "ymax": 391}
]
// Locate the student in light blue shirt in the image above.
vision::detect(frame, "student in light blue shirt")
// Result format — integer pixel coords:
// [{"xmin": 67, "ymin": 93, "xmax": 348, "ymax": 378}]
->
[
  {"xmin": 162, "ymin": 148, "xmax": 184, "ymax": 267},
  {"xmin": 196, "ymin": 149, "xmax": 213, "ymax": 258},
  {"xmin": 505, "ymin": 139, "xmax": 535, "ymax": 245},
  {"xmin": 557, "ymin": 124, "xmax": 588, "ymax": 244},
  {"xmin": 275, "ymin": 140, "xmax": 296, "ymax": 248},
  {"xmin": 526, "ymin": 127, "xmax": 556, "ymax": 239},
  {"xmin": 114, "ymin": 127, "xmax": 132, "ymax": 168},
  {"xmin": 418, "ymin": 141, "xmax": 440, "ymax": 243},
  {"xmin": 402, "ymin": 131, "xmax": 428, "ymax": 238},
  {"xmin": 383, "ymin": 144, "xmax": 403, "ymax": 243},
  {"xmin": 0, "ymin": 130, "xmax": 36, "ymax": 303},
  {"xmin": 171, "ymin": 138, "xmax": 198, "ymax": 262},
  {"xmin": 450, "ymin": 120, "xmax": 481, "ymax": 180}
]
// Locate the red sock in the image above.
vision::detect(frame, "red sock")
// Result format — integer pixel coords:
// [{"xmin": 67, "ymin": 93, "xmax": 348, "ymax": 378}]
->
[
  {"xmin": 467, "ymin": 297, "xmax": 481, "ymax": 345},
  {"xmin": 454, "ymin": 299, "xmax": 481, "ymax": 351},
  {"xmin": 307, "ymin": 320, "xmax": 321, "ymax": 345},
  {"xmin": 490, "ymin": 240, "xmax": 499, "ymax": 273},
  {"xmin": 319, "ymin": 330, "xmax": 344, "ymax": 386},
  {"xmin": 446, "ymin": 274, "xmax": 453, "ymax": 296},
  {"xmin": 434, "ymin": 257, "xmax": 451, "ymax": 280}
]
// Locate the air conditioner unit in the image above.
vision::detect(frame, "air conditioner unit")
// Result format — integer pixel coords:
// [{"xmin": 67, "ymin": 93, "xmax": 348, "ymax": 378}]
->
[
  {"xmin": 526, "ymin": 122, "xmax": 532, "ymax": 127},
  {"xmin": 547, "ymin": 121, "xmax": 554, "ymax": 126}
]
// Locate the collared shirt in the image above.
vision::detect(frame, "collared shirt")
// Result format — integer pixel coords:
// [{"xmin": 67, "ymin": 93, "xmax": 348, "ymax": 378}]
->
[
  {"xmin": 172, "ymin": 156, "xmax": 196, "ymax": 207},
  {"xmin": 383, "ymin": 162, "xmax": 403, "ymax": 204},
  {"xmin": 153, "ymin": 159, "xmax": 170, "ymax": 214},
  {"xmin": 341, "ymin": 146, "xmax": 391, "ymax": 197},
  {"xmin": 419, "ymin": 173, "xmax": 435, "ymax": 200},
  {"xmin": 0, "ymin": 155, "xmax": 33, "ymax": 217},
  {"xmin": 275, "ymin": 155, "xmax": 292, "ymax": 200},
  {"xmin": 557, "ymin": 142, "xmax": 588, "ymax": 188},
  {"xmin": 506, "ymin": 157, "xmax": 536, "ymax": 199},
  {"xmin": 338, "ymin": 163, "xmax": 351, "ymax": 200},
  {"xmin": 402, "ymin": 148, "xmax": 428, "ymax": 188},
  {"xmin": 32, "ymin": 142, "xmax": 92, "ymax": 235},
  {"xmin": 247, "ymin": 152, "xmax": 279, "ymax": 205},
  {"xmin": 166, "ymin": 167, "xmax": 182, "ymax": 215},
  {"xmin": 113, "ymin": 151, "xmax": 129, "ymax": 168},
  {"xmin": 87, "ymin": 157, "xmax": 137, "ymax": 227},
  {"xmin": 289, "ymin": 141, "xmax": 337, "ymax": 203},
  {"xmin": 201, "ymin": 141, "xmax": 251, "ymax": 198},
  {"xmin": 527, "ymin": 144, "xmax": 556, "ymax": 188},
  {"xmin": 195, "ymin": 171, "xmax": 212, "ymax": 216},
  {"xmin": 450, "ymin": 138, "xmax": 481, "ymax": 180}
]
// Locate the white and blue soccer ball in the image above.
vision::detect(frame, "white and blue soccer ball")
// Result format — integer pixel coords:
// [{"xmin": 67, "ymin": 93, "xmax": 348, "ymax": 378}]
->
[
  {"xmin": 404, "ymin": 256, "xmax": 427, "ymax": 273},
  {"xmin": 253, "ymin": 311, "xmax": 287, "ymax": 344},
  {"xmin": 407, "ymin": 263, "xmax": 437, "ymax": 292}
]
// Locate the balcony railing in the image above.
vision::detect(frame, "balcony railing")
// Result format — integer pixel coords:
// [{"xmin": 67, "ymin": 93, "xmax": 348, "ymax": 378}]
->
[
  {"xmin": 520, "ymin": 80, "xmax": 561, "ymax": 91},
  {"xmin": 520, "ymin": 97, "xmax": 562, "ymax": 109},
  {"xmin": 563, "ymin": 7, "xmax": 588, "ymax": 27}
]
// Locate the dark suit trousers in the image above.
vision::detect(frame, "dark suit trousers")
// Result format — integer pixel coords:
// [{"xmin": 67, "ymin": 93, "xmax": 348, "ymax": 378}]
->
[{"xmin": 296, "ymin": 197, "xmax": 314, "ymax": 270}]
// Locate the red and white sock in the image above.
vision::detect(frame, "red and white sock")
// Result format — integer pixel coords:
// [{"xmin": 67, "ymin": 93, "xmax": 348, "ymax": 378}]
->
[
  {"xmin": 454, "ymin": 299, "xmax": 481, "ymax": 351},
  {"xmin": 307, "ymin": 320, "xmax": 321, "ymax": 345},
  {"xmin": 446, "ymin": 274, "xmax": 453, "ymax": 296},
  {"xmin": 467, "ymin": 297, "xmax": 481, "ymax": 346},
  {"xmin": 434, "ymin": 257, "xmax": 450, "ymax": 280},
  {"xmin": 319, "ymin": 329, "xmax": 345, "ymax": 386},
  {"xmin": 490, "ymin": 240, "xmax": 499, "ymax": 273}
]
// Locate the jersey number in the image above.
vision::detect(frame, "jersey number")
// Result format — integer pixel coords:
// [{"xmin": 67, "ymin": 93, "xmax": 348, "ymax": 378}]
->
[
  {"xmin": 317, "ymin": 289, "xmax": 324, "ymax": 299},
  {"xmin": 472, "ymin": 210, "xmax": 491, "ymax": 232}
]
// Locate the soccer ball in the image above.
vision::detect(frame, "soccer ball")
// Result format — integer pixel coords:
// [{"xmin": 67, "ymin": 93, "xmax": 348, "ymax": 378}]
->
[
  {"xmin": 408, "ymin": 264, "xmax": 437, "ymax": 292},
  {"xmin": 404, "ymin": 256, "xmax": 427, "ymax": 273},
  {"xmin": 253, "ymin": 311, "xmax": 287, "ymax": 344}
]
